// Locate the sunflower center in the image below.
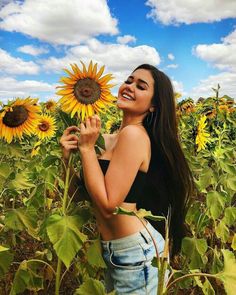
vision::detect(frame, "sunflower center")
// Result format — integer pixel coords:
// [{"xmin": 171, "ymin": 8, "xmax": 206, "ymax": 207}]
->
[
  {"xmin": 39, "ymin": 121, "xmax": 50, "ymax": 132},
  {"xmin": 74, "ymin": 78, "xmax": 101, "ymax": 105},
  {"xmin": 3, "ymin": 105, "xmax": 28, "ymax": 127}
]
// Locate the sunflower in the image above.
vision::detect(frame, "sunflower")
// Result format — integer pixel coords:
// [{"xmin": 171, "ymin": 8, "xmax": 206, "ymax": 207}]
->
[
  {"xmin": 0, "ymin": 97, "xmax": 40, "ymax": 143},
  {"xmin": 56, "ymin": 61, "xmax": 116, "ymax": 121},
  {"xmin": 44, "ymin": 99, "xmax": 57, "ymax": 113},
  {"xmin": 35, "ymin": 114, "xmax": 57, "ymax": 140},
  {"xmin": 195, "ymin": 115, "xmax": 210, "ymax": 152}
]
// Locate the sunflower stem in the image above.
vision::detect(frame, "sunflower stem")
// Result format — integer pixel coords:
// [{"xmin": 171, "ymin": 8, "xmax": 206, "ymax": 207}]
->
[
  {"xmin": 55, "ymin": 258, "xmax": 62, "ymax": 295},
  {"xmin": 62, "ymin": 154, "xmax": 72, "ymax": 215}
]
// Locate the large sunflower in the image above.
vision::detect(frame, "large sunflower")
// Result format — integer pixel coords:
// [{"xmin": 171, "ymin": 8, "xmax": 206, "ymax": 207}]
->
[
  {"xmin": 35, "ymin": 114, "xmax": 57, "ymax": 140},
  {"xmin": 56, "ymin": 61, "xmax": 116, "ymax": 121},
  {"xmin": 0, "ymin": 97, "xmax": 40, "ymax": 143},
  {"xmin": 195, "ymin": 115, "xmax": 210, "ymax": 152}
]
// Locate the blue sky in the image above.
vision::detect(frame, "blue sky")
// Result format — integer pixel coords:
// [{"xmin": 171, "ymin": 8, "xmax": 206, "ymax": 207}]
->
[{"xmin": 0, "ymin": 0, "xmax": 236, "ymax": 103}]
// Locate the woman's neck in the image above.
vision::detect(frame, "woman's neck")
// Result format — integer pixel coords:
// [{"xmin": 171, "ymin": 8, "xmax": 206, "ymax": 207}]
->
[{"xmin": 119, "ymin": 115, "xmax": 144, "ymax": 131}]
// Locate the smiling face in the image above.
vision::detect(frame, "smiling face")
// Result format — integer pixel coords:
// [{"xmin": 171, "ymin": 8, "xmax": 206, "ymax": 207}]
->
[{"xmin": 117, "ymin": 68, "xmax": 155, "ymax": 116}]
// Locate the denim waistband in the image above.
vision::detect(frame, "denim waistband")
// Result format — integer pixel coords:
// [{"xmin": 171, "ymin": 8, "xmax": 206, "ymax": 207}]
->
[{"xmin": 101, "ymin": 222, "xmax": 163, "ymax": 251}]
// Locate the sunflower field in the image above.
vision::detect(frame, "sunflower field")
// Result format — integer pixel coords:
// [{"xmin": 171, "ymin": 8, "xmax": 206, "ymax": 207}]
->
[{"xmin": 0, "ymin": 63, "xmax": 236, "ymax": 295}]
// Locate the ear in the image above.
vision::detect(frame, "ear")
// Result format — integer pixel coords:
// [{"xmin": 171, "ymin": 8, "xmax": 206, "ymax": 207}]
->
[{"xmin": 149, "ymin": 106, "xmax": 155, "ymax": 113}]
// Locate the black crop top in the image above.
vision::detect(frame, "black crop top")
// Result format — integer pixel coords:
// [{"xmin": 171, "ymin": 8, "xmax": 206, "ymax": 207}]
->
[{"xmin": 98, "ymin": 159, "xmax": 147, "ymax": 204}]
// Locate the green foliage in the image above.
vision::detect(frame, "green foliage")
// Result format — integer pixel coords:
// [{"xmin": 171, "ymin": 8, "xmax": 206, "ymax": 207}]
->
[
  {"xmin": 46, "ymin": 214, "xmax": 87, "ymax": 268},
  {"xmin": 0, "ymin": 95, "xmax": 235, "ymax": 294}
]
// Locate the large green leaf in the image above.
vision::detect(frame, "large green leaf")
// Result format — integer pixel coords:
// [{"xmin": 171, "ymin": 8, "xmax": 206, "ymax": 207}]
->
[
  {"xmin": 182, "ymin": 237, "xmax": 208, "ymax": 269},
  {"xmin": 215, "ymin": 250, "xmax": 236, "ymax": 295},
  {"xmin": 86, "ymin": 239, "xmax": 106, "ymax": 268},
  {"xmin": 4, "ymin": 208, "xmax": 37, "ymax": 237},
  {"xmin": 0, "ymin": 245, "xmax": 14, "ymax": 277},
  {"xmin": 223, "ymin": 207, "xmax": 236, "ymax": 227},
  {"xmin": 215, "ymin": 220, "xmax": 229, "ymax": 243},
  {"xmin": 206, "ymin": 191, "xmax": 227, "ymax": 219},
  {"xmin": 10, "ymin": 261, "xmax": 44, "ymax": 295},
  {"xmin": 46, "ymin": 214, "xmax": 87, "ymax": 268},
  {"xmin": 9, "ymin": 172, "xmax": 35, "ymax": 190},
  {"xmin": 75, "ymin": 278, "xmax": 108, "ymax": 295},
  {"xmin": 226, "ymin": 176, "xmax": 236, "ymax": 191},
  {"xmin": 195, "ymin": 169, "xmax": 215, "ymax": 193}
]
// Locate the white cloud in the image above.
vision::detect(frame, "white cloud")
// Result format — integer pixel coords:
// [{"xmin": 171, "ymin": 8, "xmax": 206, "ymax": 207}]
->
[
  {"xmin": 168, "ymin": 53, "xmax": 175, "ymax": 60},
  {"xmin": 0, "ymin": 48, "xmax": 40, "ymax": 75},
  {"xmin": 0, "ymin": 76, "xmax": 55, "ymax": 102},
  {"xmin": 190, "ymin": 72, "xmax": 236, "ymax": 99},
  {"xmin": 193, "ymin": 28, "xmax": 236, "ymax": 72},
  {"xmin": 172, "ymin": 79, "xmax": 185, "ymax": 95},
  {"xmin": 0, "ymin": 0, "xmax": 119, "ymax": 45},
  {"xmin": 146, "ymin": 0, "xmax": 236, "ymax": 25},
  {"xmin": 17, "ymin": 45, "xmax": 49, "ymax": 56},
  {"xmin": 167, "ymin": 64, "xmax": 178, "ymax": 69},
  {"xmin": 40, "ymin": 38, "xmax": 161, "ymax": 84},
  {"xmin": 117, "ymin": 35, "xmax": 136, "ymax": 44}
]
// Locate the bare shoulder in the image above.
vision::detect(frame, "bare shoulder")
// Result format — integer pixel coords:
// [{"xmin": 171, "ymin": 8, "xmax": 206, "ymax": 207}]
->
[{"xmin": 118, "ymin": 125, "xmax": 150, "ymax": 144}]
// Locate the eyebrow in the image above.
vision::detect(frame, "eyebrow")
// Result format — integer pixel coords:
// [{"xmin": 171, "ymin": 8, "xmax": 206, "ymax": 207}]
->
[{"xmin": 129, "ymin": 75, "xmax": 149, "ymax": 87}]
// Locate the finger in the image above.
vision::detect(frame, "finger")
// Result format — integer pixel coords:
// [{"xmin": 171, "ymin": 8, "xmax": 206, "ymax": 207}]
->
[
  {"xmin": 80, "ymin": 122, "xmax": 86, "ymax": 133},
  {"xmin": 85, "ymin": 117, "xmax": 91, "ymax": 128},
  {"xmin": 64, "ymin": 134, "xmax": 79, "ymax": 141},
  {"xmin": 90, "ymin": 116, "xmax": 97, "ymax": 128},
  {"xmin": 94, "ymin": 115, "xmax": 101, "ymax": 129},
  {"xmin": 63, "ymin": 143, "xmax": 78, "ymax": 150},
  {"xmin": 63, "ymin": 126, "xmax": 80, "ymax": 136}
]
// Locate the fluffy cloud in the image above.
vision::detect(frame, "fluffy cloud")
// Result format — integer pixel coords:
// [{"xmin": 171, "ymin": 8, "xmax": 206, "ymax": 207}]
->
[
  {"xmin": 117, "ymin": 35, "xmax": 136, "ymax": 44},
  {"xmin": 0, "ymin": 76, "xmax": 55, "ymax": 102},
  {"xmin": 146, "ymin": 0, "xmax": 236, "ymax": 25},
  {"xmin": 190, "ymin": 72, "xmax": 236, "ymax": 99},
  {"xmin": 193, "ymin": 28, "xmax": 236, "ymax": 72},
  {"xmin": 168, "ymin": 53, "xmax": 175, "ymax": 60},
  {"xmin": 17, "ymin": 45, "xmax": 49, "ymax": 56},
  {"xmin": 40, "ymin": 38, "xmax": 161, "ymax": 82},
  {"xmin": 0, "ymin": 0, "xmax": 118, "ymax": 45},
  {"xmin": 0, "ymin": 49, "xmax": 40, "ymax": 75},
  {"xmin": 166, "ymin": 64, "xmax": 178, "ymax": 69}
]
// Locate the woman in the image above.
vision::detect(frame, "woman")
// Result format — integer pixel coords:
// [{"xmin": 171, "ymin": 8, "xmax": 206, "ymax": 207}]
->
[{"xmin": 60, "ymin": 64, "xmax": 195, "ymax": 294}]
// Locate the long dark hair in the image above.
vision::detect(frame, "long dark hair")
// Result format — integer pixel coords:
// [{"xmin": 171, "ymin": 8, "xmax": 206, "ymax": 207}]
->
[{"xmin": 134, "ymin": 64, "xmax": 195, "ymax": 256}]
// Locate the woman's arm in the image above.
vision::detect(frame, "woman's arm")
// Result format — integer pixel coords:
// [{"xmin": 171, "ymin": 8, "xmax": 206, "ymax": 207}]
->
[{"xmin": 78, "ymin": 116, "xmax": 149, "ymax": 217}]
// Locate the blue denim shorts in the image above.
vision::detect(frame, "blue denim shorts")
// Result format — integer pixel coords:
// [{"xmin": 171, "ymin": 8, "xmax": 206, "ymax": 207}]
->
[{"xmin": 101, "ymin": 221, "xmax": 167, "ymax": 294}]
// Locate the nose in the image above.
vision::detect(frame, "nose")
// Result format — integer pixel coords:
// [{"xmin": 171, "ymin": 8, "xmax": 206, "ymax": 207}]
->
[{"xmin": 124, "ymin": 82, "xmax": 135, "ymax": 92}]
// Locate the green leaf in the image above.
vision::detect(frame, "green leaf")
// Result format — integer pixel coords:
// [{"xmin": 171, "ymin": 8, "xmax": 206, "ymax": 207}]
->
[
  {"xmin": 58, "ymin": 110, "xmax": 77, "ymax": 127},
  {"xmin": 223, "ymin": 207, "xmax": 236, "ymax": 227},
  {"xmin": 0, "ymin": 246, "xmax": 14, "ymax": 277},
  {"xmin": 43, "ymin": 155, "xmax": 59, "ymax": 168},
  {"xmin": 215, "ymin": 250, "xmax": 236, "ymax": 295},
  {"xmin": 206, "ymin": 191, "xmax": 227, "ymax": 219},
  {"xmin": 114, "ymin": 207, "xmax": 165, "ymax": 222},
  {"xmin": 211, "ymin": 248, "xmax": 223, "ymax": 274},
  {"xmin": 0, "ymin": 162, "xmax": 12, "ymax": 179},
  {"xmin": 196, "ymin": 169, "xmax": 214, "ymax": 192},
  {"xmin": 46, "ymin": 214, "xmax": 87, "ymax": 268},
  {"xmin": 231, "ymin": 234, "xmax": 236, "ymax": 251},
  {"xmin": 96, "ymin": 133, "xmax": 105, "ymax": 150},
  {"xmin": 219, "ymin": 161, "xmax": 236, "ymax": 175},
  {"xmin": 10, "ymin": 261, "xmax": 44, "ymax": 295},
  {"xmin": 40, "ymin": 166, "xmax": 57, "ymax": 191},
  {"xmin": 4, "ymin": 208, "xmax": 37, "ymax": 237},
  {"xmin": 75, "ymin": 278, "xmax": 107, "ymax": 295},
  {"xmin": 182, "ymin": 237, "xmax": 208, "ymax": 269},
  {"xmin": 9, "ymin": 172, "xmax": 35, "ymax": 190},
  {"xmin": 24, "ymin": 183, "xmax": 45, "ymax": 209},
  {"xmin": 86, "ymin": 240, "xmax": 106, "ymax": 268},
  {"xmin": 195, "ymin": 277, "xmax": 215, "ymax": 295},
  {"xmin": 216, "ymin": 220, "xmax": 229, "ymax": 243},
  {"xmin": 226, "ymin": 177, "xmax": 236, "ymax": 191}
]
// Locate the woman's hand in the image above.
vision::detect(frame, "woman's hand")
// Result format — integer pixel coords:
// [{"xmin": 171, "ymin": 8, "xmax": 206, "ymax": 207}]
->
[
  {"xmin": 78, "ymin": 115, "xmax": 101, "ymax": 153},
  {"xmin": 59, "ymin": 126, "xmax": 80, "ymax": 161}
]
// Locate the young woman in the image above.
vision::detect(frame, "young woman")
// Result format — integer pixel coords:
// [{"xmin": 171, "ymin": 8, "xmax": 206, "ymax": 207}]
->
[{"xmin": 60, "ymin": 64, "xmax": 195, "ymax": 294}]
